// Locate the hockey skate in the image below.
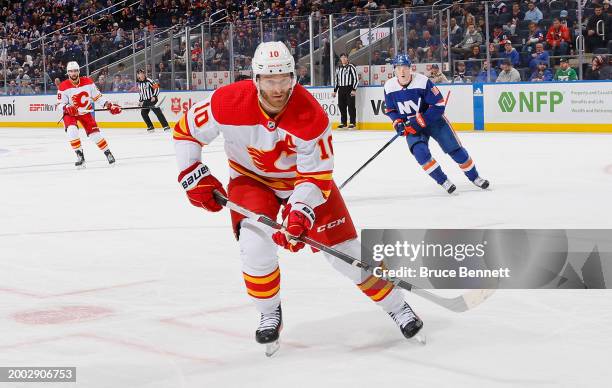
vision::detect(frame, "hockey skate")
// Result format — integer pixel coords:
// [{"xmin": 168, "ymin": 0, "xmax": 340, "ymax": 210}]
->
[
  {"xmin": 163, "ymin": 126, "xmax": 171, "ymax": 132},
  {"xmin": 74, "ymin": 149, "xmax": 85, "ymax": 169},
  {"xmin": 388, "ymin": 302, "xmax": 426, "ymax": 345},
  {"xmin": 255, "ymin": 304, "xmax": 282, "ymax": 357},
  {"xmin": 146, "ymin": 127, "xmax": 155, "ymax": 133},
  {"xmin": 473, "ymin": 177, "xmax": 490, "ymax": 189},
  {"xmin": 104, "ymin": 150, "xmax": 116, "ymax": 166},
  {"xmin": 442, "ymin": 179, "xmax": 456, "ymax": 194}
]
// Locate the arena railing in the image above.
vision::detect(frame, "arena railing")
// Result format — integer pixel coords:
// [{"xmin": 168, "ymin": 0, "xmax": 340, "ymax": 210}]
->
[{"xmin": 5, "ymin": 1, "xmax": 607, "ymax": 95}]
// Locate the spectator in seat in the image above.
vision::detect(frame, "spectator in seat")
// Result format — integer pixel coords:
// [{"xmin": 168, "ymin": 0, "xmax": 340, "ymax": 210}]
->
[
  {"xmin": 449, "ymin": 18, "xmax": 463, "ymax": 46},
  {"xmin": 524, "ymin": 1, "xmax": 543, "ymax": 24},
  {"xmin": 416, "ymin": 30, "xmax": 439, "ymax": 61},
  {"xmin": 452, "ymin": 24, "xmax": 483, "ymax": 59},
  {"xmin": 529, "ymin": 61, "xmax": 553, "ymax": 82},
  {"xmin": 19, "ymin": 77, "xmax": 34, "ymax": 95},
  {"xmin": 585, "ymin": 55, "xmax": 612, "ymax": 80},
  {"xmin": 528, "ymin": 43, "xmax": 549, "ymax": 70},
  {"xmin": 490, "ymin": 24, "xmax": 511, "ymax": 52},
  {"xmin": 156, "ymin": 62, "xmax": 172, "ymax": 89},
  {"xmin": 499, "ymin": 41, "xmax": 520, "ymax": 68},
  {"xmin": 7, "ymin": 80, "xmax": 19, "ymax": 96},
  {"xmin": 212, "ymin": 41, "xmax": 229, "ymax": 70},
  {"xmin": 511, "ymin": 3, "xmax": 524, "ymax": 21},
  {"xmin": 465, "ymin": 45, "xmax": 484, "ymax": 75},
  {"xmin": 554, "ymin": 57, "xmax": 578, "ymax": 81},
  {"xmin": 453, "ymin": 61, "xmax": 472, "ymax": 83},
  {"xmin": 371, "ymin": 50, "xmax": 386, "ymax": 65},
  {"xmin": 496, "ymin": 58, "xmax": 521, "ymax": 82},
  {"xmin": 546, "ymin": 18, "xmax": 571, "ymax": 58},
  {"xmin": 524, "ymin": 22, "xmax": 545, "ymax": 53},
  {"xmin": 585, "ymin": 4, "xmax": 609, "ymax": 53},
  {"xmin": 475, "ymin": 61, "xmax": 498, "ymax": 83},
  {"xmin": 296, "ymin": 65, "xmax": 311, "ymax": 86},
  {"xmin": 203, "ymin": 40, "xmax": 215, "ymax": 68},
  {"xmin": 428, "ymin": 63, "xmax": 449, "ymax": 84},
  {"xmin": 349, "ymin": 40, "xmax": 363, "ymax": 56}
]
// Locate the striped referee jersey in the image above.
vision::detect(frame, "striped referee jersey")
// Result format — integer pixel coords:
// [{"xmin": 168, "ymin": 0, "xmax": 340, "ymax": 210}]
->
[
  {"xmin": 334, "ymin": 63, "xmax": 359, "ymax": 92},
  {"xmin": 137, "ymin": 77, "xmax": 160, "ymax": 101}
]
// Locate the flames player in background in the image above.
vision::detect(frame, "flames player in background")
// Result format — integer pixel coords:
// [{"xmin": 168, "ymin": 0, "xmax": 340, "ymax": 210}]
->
[
  {"xmin": 57, "ymin": 61, "xmax": 122, "ymax": 168},
  {"xmin": 173, "ymin": 42, "xmax": 423, "ymax": 355},
  {"xmin": 385, "ymin": 55, "xmax": 489, "ymax": 194}
]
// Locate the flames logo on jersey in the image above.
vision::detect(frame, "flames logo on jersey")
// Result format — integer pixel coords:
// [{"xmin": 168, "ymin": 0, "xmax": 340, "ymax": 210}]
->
[
  {"xmin": 247, "ymin": 136, "xmax": 296, "ymax": 173},
  {"xmin": 71, "ymin": 91, "xmax": 91, "ymax": 109}
]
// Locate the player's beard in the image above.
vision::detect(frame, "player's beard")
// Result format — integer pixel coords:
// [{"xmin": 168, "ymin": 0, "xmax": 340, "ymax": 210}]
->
[
  {"xmin": 69, "ymin": 74, "xmax": 79, "ymax": 83},
  {"xmin": 259, "ymin": 88, "xmax": 291, "ymax": 115}
]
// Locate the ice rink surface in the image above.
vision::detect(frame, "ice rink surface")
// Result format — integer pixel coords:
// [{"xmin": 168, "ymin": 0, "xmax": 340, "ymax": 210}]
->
[{"xmin": 1, "ymin": 127, "xmax": 611, "ymax": 387}]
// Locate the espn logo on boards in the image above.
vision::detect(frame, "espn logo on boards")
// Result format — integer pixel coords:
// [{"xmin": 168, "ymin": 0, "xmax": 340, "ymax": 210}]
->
[
  {"xmin": 29, "ymin": 103, "xmax": 57, "ymax": 112},
  {"xmin": 317, "ymin": 217, "xmax": 346, "ymax": 233}
]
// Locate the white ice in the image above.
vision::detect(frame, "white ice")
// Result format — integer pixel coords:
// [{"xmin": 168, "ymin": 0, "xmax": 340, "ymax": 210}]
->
[{"xmin": 1, "ymin": 127, "xmax": 611, "ymax": 388}]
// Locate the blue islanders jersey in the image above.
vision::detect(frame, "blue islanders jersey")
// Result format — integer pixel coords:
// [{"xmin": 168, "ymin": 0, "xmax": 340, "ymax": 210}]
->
[{"xmin": 383, "ymin": 73, "xmax": 446, "ymax": 125}]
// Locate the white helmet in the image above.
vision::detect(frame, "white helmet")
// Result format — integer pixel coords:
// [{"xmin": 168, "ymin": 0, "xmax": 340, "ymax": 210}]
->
[
  {"xmin": 251, "ymin": 41, "xmax": 295, "ymax": 80},
  {"xmin": 66, "ymin": 61, "xmax": 80, "ymax": 73}
]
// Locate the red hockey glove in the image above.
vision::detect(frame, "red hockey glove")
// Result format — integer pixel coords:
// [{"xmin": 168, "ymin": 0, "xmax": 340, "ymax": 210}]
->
[
  {"xmin": 272, "ymin": 203, "xmax": 315, "ymax": 252},
  {"xmin": 393, "ymin": 119, "xmax": 416, "ymax": 136},
  {"xmin": 105, "ymin": 102, "xmax": 122, "ymax": 115},
  {"xmin": 407, "ymin": 113, "xmax": 426, "ymax": 131},
  {"xmin": 64, "ymin": 105, "xmax": 78, "ymax": 116},
  {"xmin": 178, "ymin": 162, "xmax": 227, "ymax": 212}
]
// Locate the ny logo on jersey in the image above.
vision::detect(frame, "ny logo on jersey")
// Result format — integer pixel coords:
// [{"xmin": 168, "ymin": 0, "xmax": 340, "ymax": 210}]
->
[{"xmin": 397, "ymin": 98, "xmax": 421, "ymax": 115}]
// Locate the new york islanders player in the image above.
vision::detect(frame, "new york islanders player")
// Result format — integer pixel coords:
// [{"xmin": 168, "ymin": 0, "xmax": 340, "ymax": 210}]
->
[
  {"xmin": 384, "ymin": 55, "xmax": 489, "ymax": 193},
  {"xmin": 57, "ymin": 61, "xmax": 122, "ymax": 168},
  {"xmin": 173, "ymin": 42, "xmax": 423, "ymax": 356}
]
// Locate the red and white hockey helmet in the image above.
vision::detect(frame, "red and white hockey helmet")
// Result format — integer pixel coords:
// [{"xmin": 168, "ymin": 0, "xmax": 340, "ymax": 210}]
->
[
  {"xmin": 251, "ymin": 41, "xmax": 295, "ymax": 79},
  {"xmin": 66, "ymin": 61, "xmax": 80, "ymax": 73}
]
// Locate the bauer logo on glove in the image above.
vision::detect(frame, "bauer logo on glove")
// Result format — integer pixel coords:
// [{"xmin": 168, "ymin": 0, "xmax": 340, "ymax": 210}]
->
[{"xmin": 178, "ymin": 162, "xmax": 227, "ymax": 212}]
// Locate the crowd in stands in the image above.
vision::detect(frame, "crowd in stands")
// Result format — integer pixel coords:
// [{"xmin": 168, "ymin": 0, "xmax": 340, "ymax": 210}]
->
[{"xmin": 0, "ymin": 0, "xmax": 610, "ymax": 95}]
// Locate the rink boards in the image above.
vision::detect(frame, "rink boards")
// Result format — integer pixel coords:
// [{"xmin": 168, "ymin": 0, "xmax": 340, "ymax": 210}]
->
[{"xmin": 0, "ymin": 81, "xmax": 610, "ymax": 133}]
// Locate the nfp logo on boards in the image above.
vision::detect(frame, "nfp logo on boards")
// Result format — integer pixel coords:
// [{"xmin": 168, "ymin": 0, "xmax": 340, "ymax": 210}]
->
[{"xmin": 498, "ymin": 91, "xmax": 563, "ymax": 113}]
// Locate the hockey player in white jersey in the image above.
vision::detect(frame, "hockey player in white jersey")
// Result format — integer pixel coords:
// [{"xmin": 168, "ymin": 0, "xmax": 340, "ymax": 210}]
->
[
  {"xmin": 57, "ymin": 61, "xmax": 122, "ymax": 168},
  {"xmin": 173, "ymin": 42, "xmax": 423, "ymax": 356}
]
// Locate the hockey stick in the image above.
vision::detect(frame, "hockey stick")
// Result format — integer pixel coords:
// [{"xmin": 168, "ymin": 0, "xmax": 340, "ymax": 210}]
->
[
  {"xmin": 339, "ymin": 133, "xmax": 400, "ymax": 190},
  {"xmin": 56, "ymin": 96, "xmax": 167, "ymax": 124},
  {"xmin": 338, "ymin": 91, "xmax": 451, "ymax": 190},
  {"xmin": 212, "ymin": 190, "xmax": 494, "ymax": 312},
  {"xmin": 90, "ymin": 96, "xmax": 167, "ymax": 112}
]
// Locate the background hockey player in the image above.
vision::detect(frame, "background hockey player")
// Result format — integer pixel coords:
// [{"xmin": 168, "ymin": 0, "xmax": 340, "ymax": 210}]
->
[
  {"xmin": 57, "ymin": 61, "xmax": 122, "ymax": 168},
  {"xmin": 384, "ymin": 54, "xmax": 489, "ymax": 194},
  {"xmin": 173, "ymin": 41, "xmax": 423, "ymax": 356}
]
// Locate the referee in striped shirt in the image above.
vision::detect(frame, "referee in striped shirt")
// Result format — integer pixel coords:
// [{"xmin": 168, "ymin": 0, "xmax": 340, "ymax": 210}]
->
[
  {"xmin": 137, "ymin": 69, "xmax": 170, "ymax": 132},
  {"xmin": 332, "ymin": 53, "xmax": 359, "ymax": 128}
]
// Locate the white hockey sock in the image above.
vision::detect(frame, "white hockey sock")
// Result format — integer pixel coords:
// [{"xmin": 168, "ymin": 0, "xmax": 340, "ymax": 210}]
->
[
  {"xmin": 239, "ymin": 220, "xmax": 281, "ymax": 314},
  {"xmin": 66, "ymin": 125, "xmax": 82, "ymax": 151},
  {"xmin": 88, "ymin": 132, "xmax": 109, "ymax": 152}
]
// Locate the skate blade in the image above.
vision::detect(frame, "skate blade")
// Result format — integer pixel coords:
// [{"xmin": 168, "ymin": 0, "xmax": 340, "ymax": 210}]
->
[
  {"xmin": 76, "ymin": 164, "xmax": 86, "ymax": 170},
  {"xmin": 264, "ymin": 340, "xmax": 280, "ymax": 357},
  {"xmin": 410, "ymin": 333, "xmax": 427, "ymax": 345}
]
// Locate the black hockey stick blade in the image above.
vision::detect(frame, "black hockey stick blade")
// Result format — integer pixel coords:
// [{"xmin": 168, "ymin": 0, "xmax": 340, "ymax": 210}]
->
[{"xmin": 212, "ymin": 190, "xmax": 494, "ymax": 312}]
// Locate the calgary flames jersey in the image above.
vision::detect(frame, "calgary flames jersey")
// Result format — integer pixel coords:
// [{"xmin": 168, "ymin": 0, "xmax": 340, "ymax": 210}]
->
[
  {"xmin": 173, "ymin": 80, "xmax": 334, "ymax": 209},
  {"xmin": 57, "ymin": 77, "xmax": 110, "ymax": 117}
]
